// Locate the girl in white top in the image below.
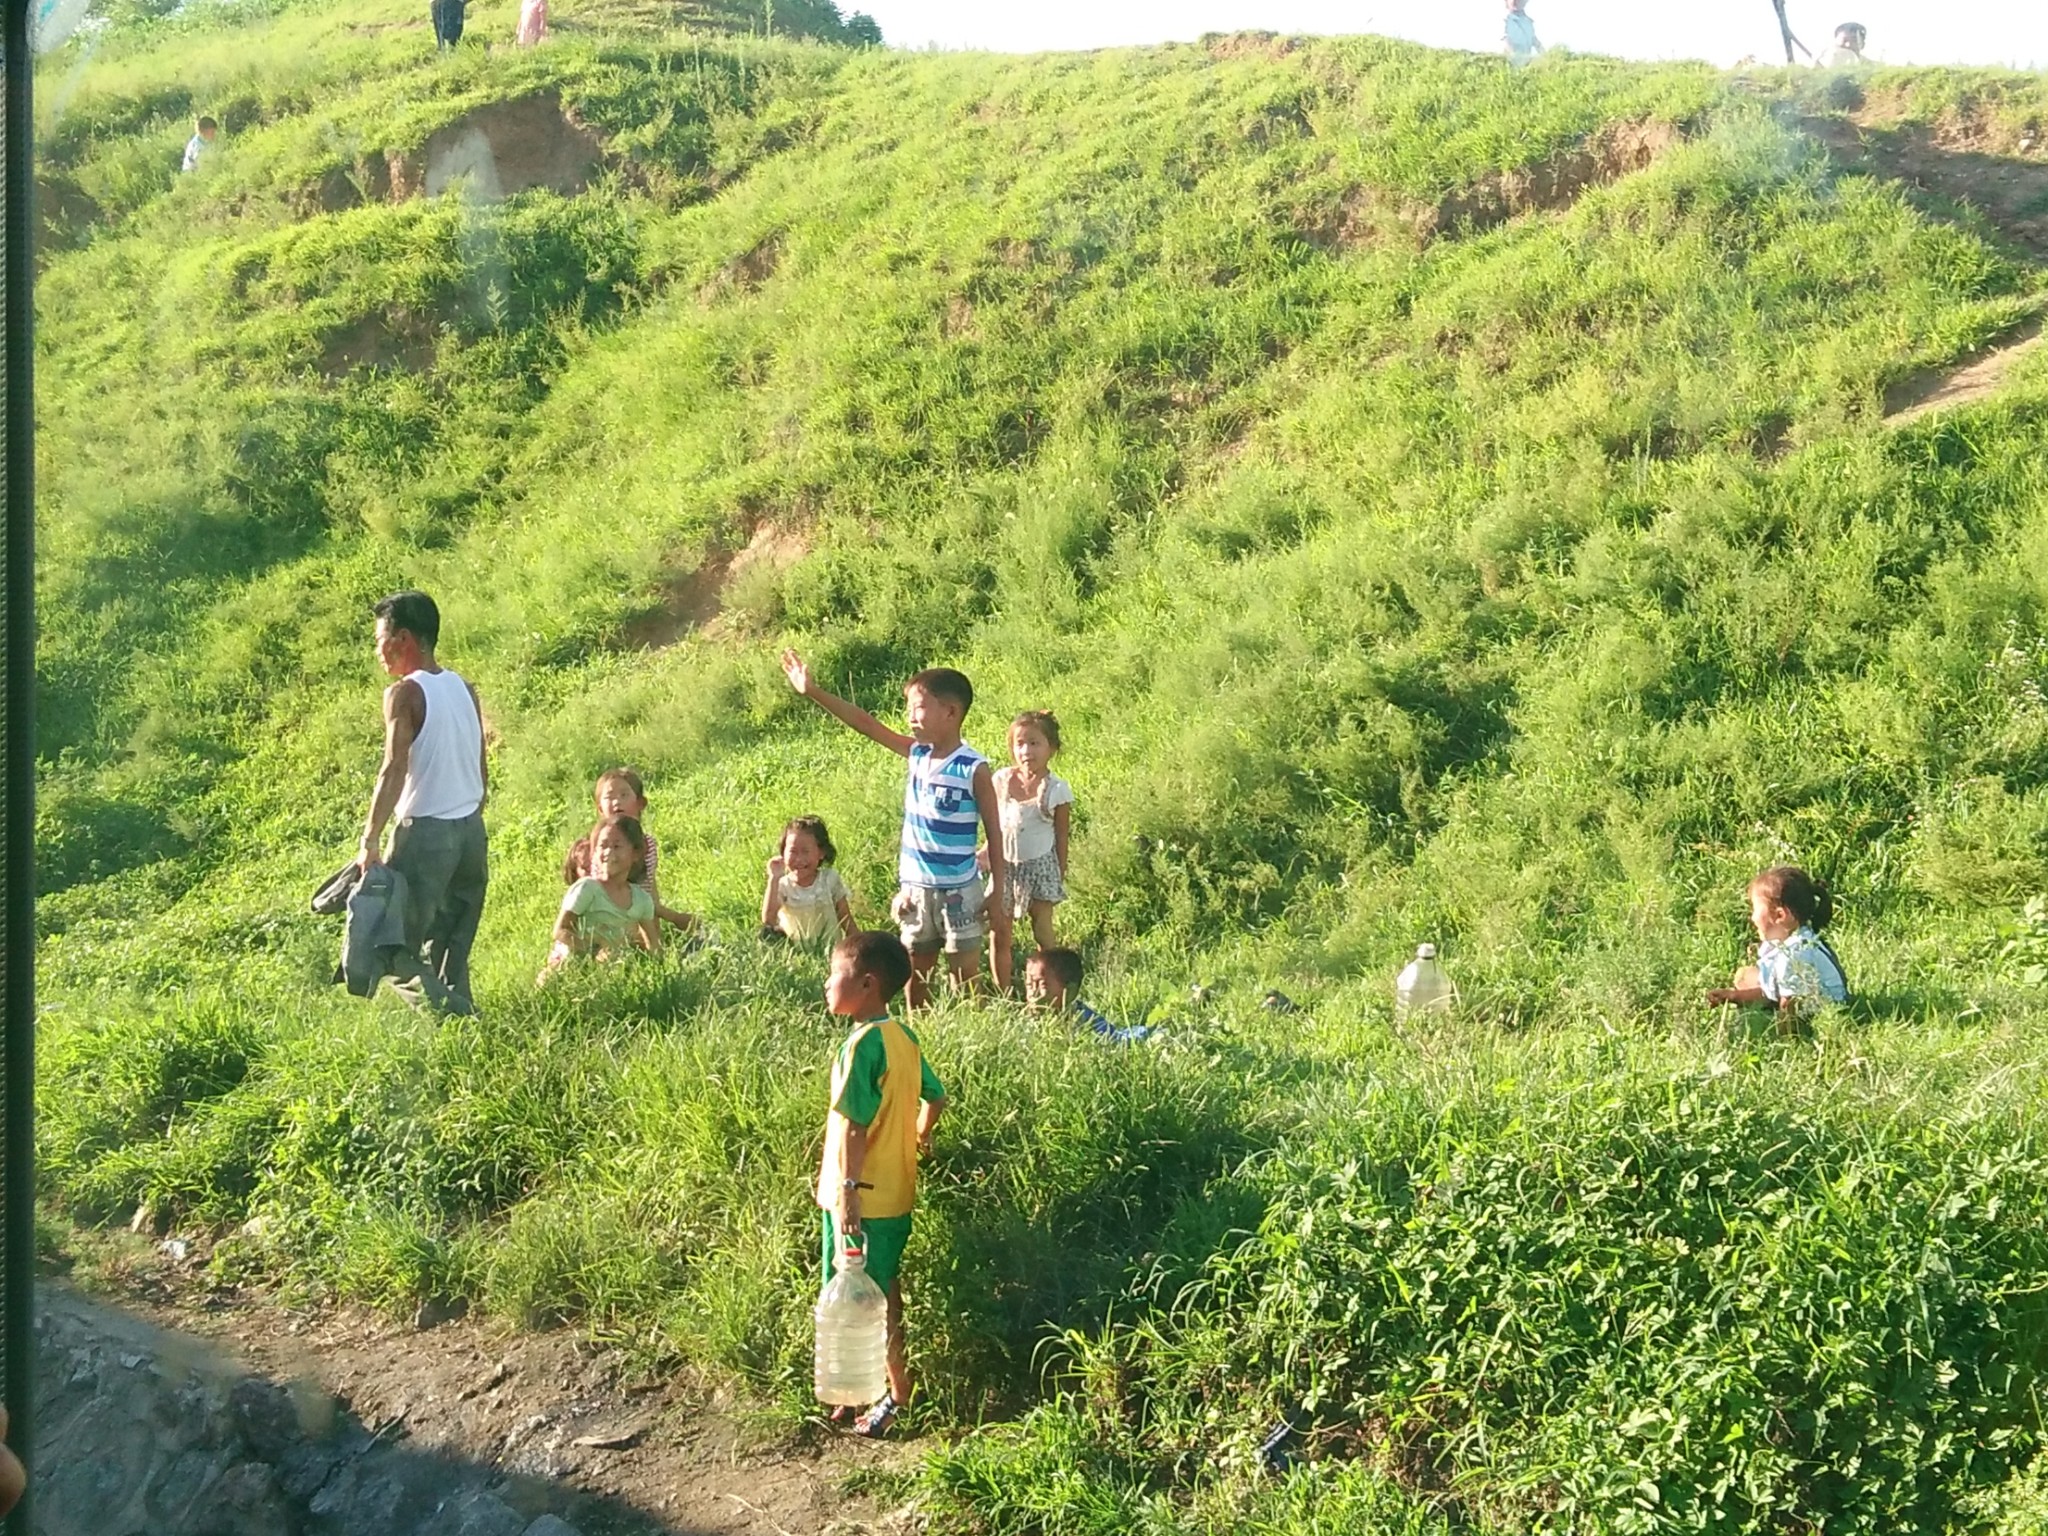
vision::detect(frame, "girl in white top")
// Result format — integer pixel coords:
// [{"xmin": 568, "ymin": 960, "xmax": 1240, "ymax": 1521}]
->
[
  {"xmin": 760, "ymin": 815, "xmax": 857, "ymax": 944},
  {"xmin": 986, "ymin": 710, "xmax": 1073, "ymax": 992}
]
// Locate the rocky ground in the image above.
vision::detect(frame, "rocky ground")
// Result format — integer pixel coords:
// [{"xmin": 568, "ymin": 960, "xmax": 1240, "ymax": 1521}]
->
[{"xmin": 34, "ymin": 1259, "xmax": 916, "ymax": 1536}]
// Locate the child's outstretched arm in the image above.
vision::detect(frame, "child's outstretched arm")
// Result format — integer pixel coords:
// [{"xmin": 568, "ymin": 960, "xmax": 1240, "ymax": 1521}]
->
[
  {"xmin": 761, "ymin": 855, "xmax": 786, "ymax": 930},
  {"xmin": 654, "ymin": 900, "xmax": 697, "ymax": 932},
  {"xmin": 972, "ymin": 761, "xmax": 1006, "ymax": 911},
  {"xmin": 781, "ymin": 649, "xmax": 913, "ymax": 758}
]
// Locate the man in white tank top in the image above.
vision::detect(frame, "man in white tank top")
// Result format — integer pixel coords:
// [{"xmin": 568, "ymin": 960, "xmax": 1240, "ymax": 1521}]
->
[{"xmin": 356, "ymin": 590, "xmax": 489, "ymax": 1015}]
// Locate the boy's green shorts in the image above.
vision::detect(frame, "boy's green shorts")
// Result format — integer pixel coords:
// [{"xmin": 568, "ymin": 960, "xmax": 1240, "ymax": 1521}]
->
[{"xmin": 823, "ymin": 1209, "xmax": 913, "ymax": 1290}]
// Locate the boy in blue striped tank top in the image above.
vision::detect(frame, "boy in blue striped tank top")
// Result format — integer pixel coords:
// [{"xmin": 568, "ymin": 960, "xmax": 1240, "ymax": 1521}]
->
[{"xmin": 783, "ymin": 650, "xmax": 1007, "ymax": 1007}]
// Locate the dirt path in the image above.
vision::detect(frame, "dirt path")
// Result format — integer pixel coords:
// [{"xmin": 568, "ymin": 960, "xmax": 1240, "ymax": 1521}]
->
[
  {"xmin": 40, "ymin": 1264, "xmax": 916, "ymax": 1536},
  {"xmin": 1882, "ymin": 315, "xmax": 2046, "ymax": 424},
  {"xmin": 1799, "ymin": 109, "xmax": 2048, "ymax": 423}
]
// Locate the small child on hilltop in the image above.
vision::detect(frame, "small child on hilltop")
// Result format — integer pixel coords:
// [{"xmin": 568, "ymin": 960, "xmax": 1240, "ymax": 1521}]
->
[
  {"xmin": 816, "ymin": 932, "xmax": 946, "ymax": 1437},
  {"xmin": 1503, "ymin": 0, "xmax": 1542, "ymax": 67},
  {"xmin": 984, "ymin": 710, "xmax": 1073, "ymax": 993},
  {"xmin": 182, "ymin": 115, "xmax": 218, "ymax": 174},
  {"xmin": 781, "ymin": 649, "xmax": 1005, "ymax": 1007},
  {"xmin": 1706, "ymin": 865, "xmax": 1849, "ymax": 1029},
  {"xmin": 761, "ymin": 814, "xmax": 858, "ymax": 944},
  {"xmin": 1025, "ymin": 948, "xmax": 1152, "ymax": 1043},
  {"xmin": 543, "ymin": 814, "xmax": 661, "ymax": 976},
  {"xmin": 565, "ymin": 768, "xmax": 698, "ymax": 933}
]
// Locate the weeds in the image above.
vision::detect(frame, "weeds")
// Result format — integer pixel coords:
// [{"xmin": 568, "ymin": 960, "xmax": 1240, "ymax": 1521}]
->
[{"xmin": 31, "ymin": 4, "xmax": 2048, "ymax": 1529}]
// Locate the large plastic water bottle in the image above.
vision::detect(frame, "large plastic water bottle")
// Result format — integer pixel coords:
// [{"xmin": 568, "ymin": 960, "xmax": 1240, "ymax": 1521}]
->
[
  {"xmin": 813, "ymin": 1242, "xmax": 888, "ymax": 1407},
  {"xmin": 1395, "ymin": 943, "xmax": 1453, "ymax": 1021}
]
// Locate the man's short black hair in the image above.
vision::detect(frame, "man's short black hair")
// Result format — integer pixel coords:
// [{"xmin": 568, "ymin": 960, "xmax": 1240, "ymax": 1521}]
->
[
  {"xmin": 837, "ymin": 930, "xmax": 912, "ymax": 1002},
  {"xmin": 374, "ymin": 590, "xmax": 440, "ymax": 650},
  {"xmin": 907, "ymin": 667, "xmax": 973, "ymax": 715},
  {"xmin": 1033, "ymin": 947, "xmax": 1083, "ymax": 991}
]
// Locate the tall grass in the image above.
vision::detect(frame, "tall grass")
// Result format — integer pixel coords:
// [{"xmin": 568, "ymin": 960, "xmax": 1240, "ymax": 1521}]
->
[{"xmin": 32, "ymin": 2, "xmax": 2048, "ymax": 1527}]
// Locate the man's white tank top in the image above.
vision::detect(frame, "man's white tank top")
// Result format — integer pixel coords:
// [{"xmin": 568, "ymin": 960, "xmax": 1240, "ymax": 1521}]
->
[{"xmin": 395, "ymin": 667, "xmax": 484, "ymax": 821}]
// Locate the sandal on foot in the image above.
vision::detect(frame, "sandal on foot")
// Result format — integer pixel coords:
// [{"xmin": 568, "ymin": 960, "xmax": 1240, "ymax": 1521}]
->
[{"xmin": 853, "ymin": 1392, "xmax": 900, "ymax": 1438}]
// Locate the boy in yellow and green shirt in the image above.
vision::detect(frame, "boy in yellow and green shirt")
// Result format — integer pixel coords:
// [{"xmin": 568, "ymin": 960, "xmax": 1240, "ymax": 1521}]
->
[{"xmin": 817, "ymin": 931, "xmax": 946, "ymax": 1437}]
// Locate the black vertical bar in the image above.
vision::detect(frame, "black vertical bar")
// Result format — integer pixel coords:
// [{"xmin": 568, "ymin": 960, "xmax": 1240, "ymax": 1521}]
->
[{"xmin": 2, "ymin": 0, "xmax": 31, "ymax": 1526}]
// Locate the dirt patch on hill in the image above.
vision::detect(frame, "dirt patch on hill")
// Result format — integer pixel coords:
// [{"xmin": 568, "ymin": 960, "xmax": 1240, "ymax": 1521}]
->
[
  {"xmin": 1418, "ymin": 119, "xmax": 1683, "ymax": 240},
  {"xmin": 1204, "ymin": 30, "xmax": 1299, "ymax": 62},
  {"xmin": 698, "ymin": 234, "xmax": 784, "ymax": 305},
  {"xmin": 310, "ymin": 92, "xmax": 607, "ymax": 212},
  {"xmin": 319, "ymin": 308, "xmax": 441, "ymax": 378},
  {"xmin": 1884, "ymin": 314, "xmax": 2047, "ymax": 424},
  {"xmin": 395, "ymin": 92, "xmax": 608, "ymax": 202},
  {"xmin": 1802, "ymin": 110, "xmax": 2048, "ymax": 263},
  {"xmin": 1302, "ymin": 119, "xmax": 1683, "ymax": 253},
  {"xmin": 621, "ymin": 521, "xmax": 811, "ymax": 649}
]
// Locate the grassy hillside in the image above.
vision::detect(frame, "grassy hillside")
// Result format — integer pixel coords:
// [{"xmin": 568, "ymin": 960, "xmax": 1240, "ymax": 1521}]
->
[{"xmin": 32, "ymin": 2, "xmax": 2048, "ymax": 1528}]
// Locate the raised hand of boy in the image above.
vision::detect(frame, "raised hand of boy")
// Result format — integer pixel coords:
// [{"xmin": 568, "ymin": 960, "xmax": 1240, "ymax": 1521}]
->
[{"xmin": 781, "ymin": 648, "xmax": 811, "ymax": 696}]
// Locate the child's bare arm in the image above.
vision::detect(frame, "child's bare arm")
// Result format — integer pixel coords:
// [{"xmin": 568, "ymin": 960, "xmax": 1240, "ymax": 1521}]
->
[
  {"xmin": 635, "ymin": 916, "xmax": 662, "ymax": 955},
  {"xmin": 544, "ymin": 911, "xmax": 579, "ymax": 974},
  {"xmin": 973, "ymin": 762, "xmax": 1006, "ymax": 904},
  {"xmin": 837, "ymin": 1120, "xmax": 870, "ymax": 1232},
  {"xmin": 915, "ymin": 1095, "xmax": 945, "ymax": 1155},
  {"xmin": 654, "ymin": 901, "xmax": 697, "ymax": 931},
  {"xmin": 762, "ymin": 856, "xmax": 785, "ymax": 928},
  {"xmin": 835, "ymin": 895, "xmax": 857, "ymax": 939},
  {"xmin": 1053, "ymin": 800, "xmax": 1071, "ymax": 879},
  {"xmin": 781, "ymin": 649, "xmax": 913, "ymax": 758},
  {"xmin": 1706, "ymin": 984, "xmax": 1767, "ymax": 1006}
]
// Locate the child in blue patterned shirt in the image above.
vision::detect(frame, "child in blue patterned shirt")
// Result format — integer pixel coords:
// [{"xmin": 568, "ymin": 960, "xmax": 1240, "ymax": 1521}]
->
[
  {"xmin": 782, "ymin": 649, "xmax": 1006, "ymax": 1007},
  {"xmin": 1707, "ymin": 865, "xmax": 1848, "ymax": 1028}
]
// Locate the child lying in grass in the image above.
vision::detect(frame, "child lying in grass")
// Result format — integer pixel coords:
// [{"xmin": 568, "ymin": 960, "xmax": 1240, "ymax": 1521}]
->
[
  {"xmin": 1706, "ymin": 864, "xmax": 1848, "ymax": 1024},
  {"xmin": 762, "ymin": 814, "xmax": 858, "ymax": 944},
  {"xmin": 542, "ymin": 815, "xmax": 661, "ymax": 977},
  {"xmin": 1025, "ymin": 947, "xmax": 1152, "ymax": 1043},
  {"xmin": 565, "ymin": 768, "xmax": 697, "ymax": 933}
]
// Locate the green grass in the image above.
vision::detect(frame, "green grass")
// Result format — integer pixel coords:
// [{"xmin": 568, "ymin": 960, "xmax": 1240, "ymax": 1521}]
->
[{"xmin": 32, "ymin": 2, "xmax": 2048, "ymax": 1528}]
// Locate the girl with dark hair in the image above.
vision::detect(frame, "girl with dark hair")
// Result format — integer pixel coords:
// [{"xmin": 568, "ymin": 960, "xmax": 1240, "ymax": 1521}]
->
[
  {"xmin": 986, "ymin": 710, "xmax": 1073, "ymax": 992},
  {"xmin": 762, "ymin": 815, "xmax": 857, "ymax": 943},
  {"xmin": 543, "ymin": 815, "xmax": 660, "ymax": 976},
  {"xmin": 1707, "ymin": 865, "xmax": 1848, "ymax": 1020}
]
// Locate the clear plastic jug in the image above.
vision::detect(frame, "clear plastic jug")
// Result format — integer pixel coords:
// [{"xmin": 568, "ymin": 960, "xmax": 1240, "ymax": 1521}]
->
[
  {"xmin": 813, "ymin": 1242, "xmax": 889, "ymax": 1407},
  {"xmin": 1395, "ymin": 943, "xmax": 1454, "ymax": 1021}
]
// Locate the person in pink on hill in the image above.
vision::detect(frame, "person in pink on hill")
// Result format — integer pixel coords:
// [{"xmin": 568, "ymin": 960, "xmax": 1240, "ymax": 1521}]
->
[{"xmin": 515, "ymin": 0, "xmax": 548, "ymax": 45}]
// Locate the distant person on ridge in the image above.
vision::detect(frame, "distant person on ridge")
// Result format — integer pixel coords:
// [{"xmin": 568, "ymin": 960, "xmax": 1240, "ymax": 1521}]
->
[
  {"xmin": 431, "ymin": 0, "xmax": 466, "ymax": 52},
  {"xmin": 1503, "ymin": 0, "xmax": 1542, "ymax": 67},
  {"xmin": 515, "ymin": 0, "xmax": 547, "ymax": 46},
  {"xmin": 781, "ymin": 649, "xmax": 1005, "ymax": 1007},
  {"xmin": 356, "ymin": 590, "xmax": 489, "ymax": 1015},
  {"xmin": 181, "ymin": 115, "xmax": 217, "ymax": 173},
  {"xmin": 1821, "ymin": 21, "xmax": 1867, "ymax": 66}
]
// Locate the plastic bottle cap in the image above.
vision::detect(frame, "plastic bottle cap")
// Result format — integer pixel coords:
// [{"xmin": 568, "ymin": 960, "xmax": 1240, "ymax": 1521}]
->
[{"xmin": 1416, "ymin": 943, "xmax": 1437, "ymax": 959}]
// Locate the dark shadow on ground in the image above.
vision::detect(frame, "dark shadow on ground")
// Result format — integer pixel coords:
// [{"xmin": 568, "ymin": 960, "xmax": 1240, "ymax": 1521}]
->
[{"xmin": 35, "ymin": 1282, "xmax": 711, "ymax": 1536}]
